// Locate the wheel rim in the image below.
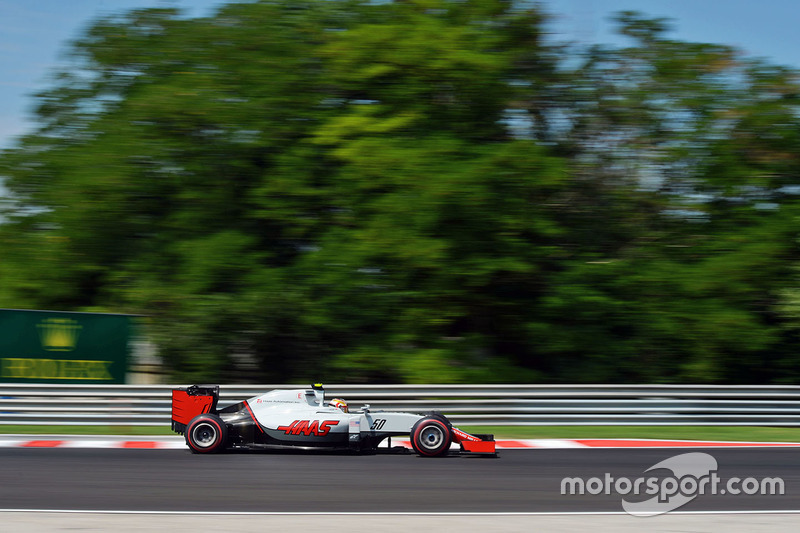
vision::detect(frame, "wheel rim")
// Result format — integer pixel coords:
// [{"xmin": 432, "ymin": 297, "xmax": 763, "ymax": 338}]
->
[
  {"xmin": 191, "ymin": 422, "xmax": 218, "ymax": 448},
  {"xmin": 419, "ymin": 424, "xmax": 445, "ymax": 451}
]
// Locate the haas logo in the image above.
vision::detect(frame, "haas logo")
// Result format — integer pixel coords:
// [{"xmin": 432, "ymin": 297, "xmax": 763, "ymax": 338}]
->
[{"xmin": 277, "ymin": 420, "xmax": 339, "ymax": 436}]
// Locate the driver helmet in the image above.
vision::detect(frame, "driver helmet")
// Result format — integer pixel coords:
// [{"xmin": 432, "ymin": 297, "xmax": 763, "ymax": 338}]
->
[{"xmin": 329, "ymin": 398, "xmax": 348, "ymax": 413}]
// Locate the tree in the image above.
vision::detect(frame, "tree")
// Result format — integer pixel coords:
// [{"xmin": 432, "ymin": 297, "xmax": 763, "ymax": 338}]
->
[{"xmin": 2, "ymin": 2, "xmax": 800, "ymax": 384}]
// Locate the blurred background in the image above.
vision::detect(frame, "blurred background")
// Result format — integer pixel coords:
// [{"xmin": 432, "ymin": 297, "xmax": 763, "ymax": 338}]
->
[{"xmin": 2, "ymin": 0, "xmax": 800, "ymax": 385}]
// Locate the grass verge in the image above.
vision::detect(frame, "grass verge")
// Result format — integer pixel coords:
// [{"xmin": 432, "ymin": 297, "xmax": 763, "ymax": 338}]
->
[{"xmin": 2, "ymin": 425, "xmax": 800, "ymax": 441}]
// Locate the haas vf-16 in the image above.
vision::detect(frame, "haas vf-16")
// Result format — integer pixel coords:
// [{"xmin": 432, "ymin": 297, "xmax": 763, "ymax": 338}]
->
[{"xmin": 171, "ymin": 384, "xmax": 496, "ymax": 457}]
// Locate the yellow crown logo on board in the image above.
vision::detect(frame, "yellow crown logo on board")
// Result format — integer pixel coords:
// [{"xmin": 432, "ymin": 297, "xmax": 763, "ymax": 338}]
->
[{"xmin": 37, "ymin": 318, "xmax": 82, "ymax": 352}]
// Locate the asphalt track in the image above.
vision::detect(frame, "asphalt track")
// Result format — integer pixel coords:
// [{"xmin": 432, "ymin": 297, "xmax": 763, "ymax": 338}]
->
[{"xmin": 1, "ymin": 447, "xmax": 799, "ymax": 513}]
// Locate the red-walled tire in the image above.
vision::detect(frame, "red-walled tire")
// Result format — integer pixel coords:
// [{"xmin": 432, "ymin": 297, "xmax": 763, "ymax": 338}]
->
[
  {"xmin": 186, "ymin": 413, "xmax": 228, "ymax": 454},
  {"xmin": 410, "ymin": 416, "xmax": 452, "ymax": 457}
]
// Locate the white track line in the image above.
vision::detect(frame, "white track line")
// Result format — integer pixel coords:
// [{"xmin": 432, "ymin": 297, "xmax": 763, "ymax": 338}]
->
[
  {"xmin": 2, "ymin": 437, "xmax": 800, "ymax": 449},
  {"xmin": 2, "ymin": 509, "xmax": 800, "ymax": 515}
]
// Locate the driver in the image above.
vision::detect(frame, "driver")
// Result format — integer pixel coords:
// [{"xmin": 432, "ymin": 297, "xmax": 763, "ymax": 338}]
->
[{"xmin": 329, "ymin": 398, "xmax": 348, "ymax": 413}]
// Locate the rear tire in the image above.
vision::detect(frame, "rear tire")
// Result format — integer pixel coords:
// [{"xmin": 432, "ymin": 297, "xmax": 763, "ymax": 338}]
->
[
  {"xmin": 410, "ymin": 415, "xmax": 452, "ymax": 457},
  {"xmin": 186, "ymin": 413, "xmax": 228, "ymax": 454}
]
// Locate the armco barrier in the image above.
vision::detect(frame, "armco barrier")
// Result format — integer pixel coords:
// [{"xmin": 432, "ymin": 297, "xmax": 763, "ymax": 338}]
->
[{"xmin": 1, "ymin": 384, "xmax": 800, "ymax": 426}]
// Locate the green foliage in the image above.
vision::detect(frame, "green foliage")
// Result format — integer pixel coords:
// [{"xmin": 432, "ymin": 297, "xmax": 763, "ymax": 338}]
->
[{"xmin": 1, "ymin": 2, "xmax": 800, "ymax": 383}]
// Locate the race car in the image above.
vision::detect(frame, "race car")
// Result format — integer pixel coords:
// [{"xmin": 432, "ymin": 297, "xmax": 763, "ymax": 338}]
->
[{"xmin": 171, "ymin": 383, "xmax": 496, "ymax": 457}]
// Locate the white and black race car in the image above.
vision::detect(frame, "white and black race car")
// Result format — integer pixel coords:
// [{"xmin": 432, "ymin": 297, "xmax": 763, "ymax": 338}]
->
[{"xmin": 171, "ymin": 384, "xmax": 496, "ymax": 457}]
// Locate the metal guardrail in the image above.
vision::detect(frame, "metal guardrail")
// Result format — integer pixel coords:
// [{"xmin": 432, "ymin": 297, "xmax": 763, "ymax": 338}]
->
[{"xmin": 1, "ymin": 384, "xmax": 800, "ymax": 426}]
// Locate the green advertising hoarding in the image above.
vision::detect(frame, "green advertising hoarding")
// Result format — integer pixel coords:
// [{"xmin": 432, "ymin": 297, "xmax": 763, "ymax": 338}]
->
[{"xmin": 0, "ymin": 309, "xmax": 132, "ymax": 383}]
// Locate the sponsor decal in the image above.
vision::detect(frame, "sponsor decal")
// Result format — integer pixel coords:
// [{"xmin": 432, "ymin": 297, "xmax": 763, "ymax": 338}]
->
[
  {"xmin": 452, "ymin": 427, "xmax": 480, "ymax": 442},
  {"xmin": 277, "ymin": 420, "xmax": 339, "ymax": 436}
]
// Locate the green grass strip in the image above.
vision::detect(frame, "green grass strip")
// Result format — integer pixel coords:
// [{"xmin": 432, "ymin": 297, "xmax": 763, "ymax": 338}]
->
[
  {"xmin": 2, "ymin": 425, "xmax": 800, "ymax": 441},
  {"xmin": 0, "ymin": 425, "xmax": 176, "ymax": 436}
]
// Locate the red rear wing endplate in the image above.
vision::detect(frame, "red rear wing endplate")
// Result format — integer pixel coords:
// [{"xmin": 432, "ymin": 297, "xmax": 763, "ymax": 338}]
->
[{"xmin": 171, "ymin": 385, "xmax": 220, "ymax": 433}]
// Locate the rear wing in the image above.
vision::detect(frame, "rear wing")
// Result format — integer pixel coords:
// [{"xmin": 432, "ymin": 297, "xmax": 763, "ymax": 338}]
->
[{"xmin": 171, "ymin": 385, "xmax": 219, "ymax": 434}]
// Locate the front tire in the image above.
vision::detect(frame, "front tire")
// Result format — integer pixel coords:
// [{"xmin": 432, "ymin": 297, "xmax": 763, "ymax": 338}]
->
[
  {"xmin": 186, "ymin": 413, "xmax": 228, "ymax": 454},
  {"xmin": 410, "ymin": 415, "xmax": 452, "ymax": 457}
]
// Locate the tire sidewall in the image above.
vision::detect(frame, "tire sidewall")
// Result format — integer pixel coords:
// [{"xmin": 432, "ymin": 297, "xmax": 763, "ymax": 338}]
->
[
  {"xmin": 426, "ymin": 412, "xmax": 452, "ymax": 428},
  {"xmin": 411, "ymin": 417, "xmax": 452, "ymax": 457},
  {"xmin": 186, "ymin": 414, "xmax": 227, "ymax": 453}
]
